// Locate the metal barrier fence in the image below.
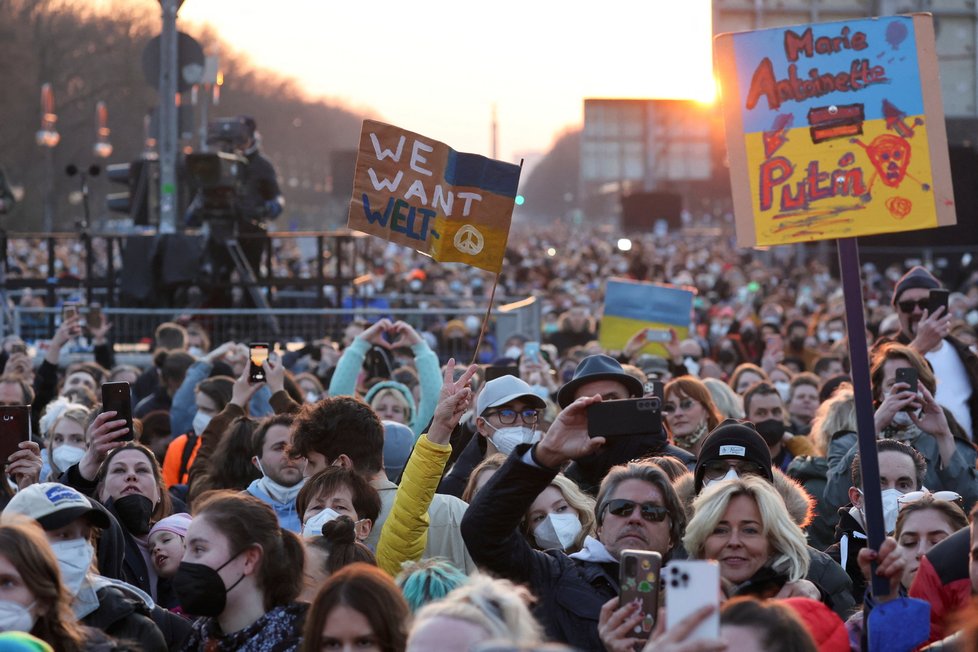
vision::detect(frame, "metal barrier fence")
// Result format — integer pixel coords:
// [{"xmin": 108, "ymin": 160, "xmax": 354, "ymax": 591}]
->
[{"xmin": 10, "ymin": 299, "xmax": 542, "ymax": 364}]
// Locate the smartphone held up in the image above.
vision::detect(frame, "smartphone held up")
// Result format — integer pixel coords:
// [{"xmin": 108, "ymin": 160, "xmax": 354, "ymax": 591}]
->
[{"xmin": 249, "ymin": 343, "xmax": 270, "ymax": 383}]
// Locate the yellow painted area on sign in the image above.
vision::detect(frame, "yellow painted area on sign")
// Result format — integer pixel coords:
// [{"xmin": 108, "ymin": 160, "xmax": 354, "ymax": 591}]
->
[{"xmin": 744, "ymin": 118, "xmax": 938, "ymax": 245}]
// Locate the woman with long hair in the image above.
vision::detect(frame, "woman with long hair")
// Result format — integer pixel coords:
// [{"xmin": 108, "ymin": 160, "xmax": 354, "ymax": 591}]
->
[
  {"xmin": 684, "ymin": 476, "xmax": 816, "ymax": 599},
  {"xmin": 520, "ymin": 473, "xmax": 595, "ymax": 554},
  {"xmin": 662, "ymin": 377, "xmax": 723, "ymax": 455},
  {"xmin": 301, "ymin": 563, "xmax": 408, "ymax": 652},
  {"xmin": 0, "ymin": 518, "xmax": 117, "ymax": 650},
  {"xmin": 176, "ymin": 491, "xmax": 306, "ymax": 651}
]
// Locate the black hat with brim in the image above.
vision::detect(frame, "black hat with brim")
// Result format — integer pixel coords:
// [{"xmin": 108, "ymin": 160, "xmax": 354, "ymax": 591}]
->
[{"xmin": 556, "ymin": 354, "xmax": 644, "ymax": 408}]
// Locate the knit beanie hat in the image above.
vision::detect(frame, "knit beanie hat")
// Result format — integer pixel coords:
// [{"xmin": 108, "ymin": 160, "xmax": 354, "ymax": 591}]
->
[
  {"xmin": 693, "ymin": 419, "xmax": 773, "ymax": 492},
  {"xmin": 892, "ymin": 266, "xmax": 940, "ymax": 306}
]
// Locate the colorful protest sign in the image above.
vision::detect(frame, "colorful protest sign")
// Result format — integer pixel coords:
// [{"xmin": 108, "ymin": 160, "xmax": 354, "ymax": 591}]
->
[
  {"xmin": 348, "ymin": 120, "xmax": 521, "ymax": 274},
  {"xmin": 599, "ymin": 279, "xmax": 693, "ymax": 356},
  {"xmin": 715, "ymin": 14, "xmax": 956, "ymax": 248}
]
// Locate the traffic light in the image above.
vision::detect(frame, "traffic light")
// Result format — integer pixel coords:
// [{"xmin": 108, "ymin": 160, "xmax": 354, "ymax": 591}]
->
[{"xmin": 106, "ymin": 159, "xmax": 158, "ymax": 225}]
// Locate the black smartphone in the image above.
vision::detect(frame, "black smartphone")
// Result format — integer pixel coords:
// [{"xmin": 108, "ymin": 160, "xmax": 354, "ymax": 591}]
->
[
  {"xmin": 619, "ymin": 550, "xmax": 662, "ymax": 641},
  {"xmin": 484, "ymin": 365, "xmax": 519, "ymax": 382},
  {"xmin": 363, "ymin": 345, "xmax": 392, "ymax": 380},
  {"xmin": 101, "ymin": 382, "xmax": 134, "ymax": 441},
  {"xmin": 895, "ymin": 367, "xmax": 918, "ymax": 394},
  {"xmin": 586, "ymin": 397, "xmax": 663, "ymax": 437},
  {"xmin": 249, "ymin": 343, "xmax": 269, "ymax": 383},
  {"xmin": 928, "ymin": 289, "xmax": 950, "ymax": 316},
  {"xmin": 0, "ymin": 405, "xmax": 31, "ymax": 464}
]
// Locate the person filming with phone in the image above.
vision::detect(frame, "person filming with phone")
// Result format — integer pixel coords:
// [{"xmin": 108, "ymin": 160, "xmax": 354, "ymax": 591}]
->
[
  {"xmin": 885, "ymin": 265, "xmax": 978, "ymax": 441},
  {"xmin": 460, "ymin": 389, "xmax": 688, "ymax": 650},
  {"xmin": 823, "ymin": 342, "xmax": 978, "ymax": 516}
]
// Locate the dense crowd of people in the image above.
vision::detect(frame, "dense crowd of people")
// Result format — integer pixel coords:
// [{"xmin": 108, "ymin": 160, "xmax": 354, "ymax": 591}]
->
[{"xmin": 0, "ymin": 230, "xmax": 978, "ymax": 651}]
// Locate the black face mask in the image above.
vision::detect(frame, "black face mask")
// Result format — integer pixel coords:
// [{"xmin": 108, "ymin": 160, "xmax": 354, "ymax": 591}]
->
[
  {"xmin": 173, "ymin": 552, "xmax": 245, "ymax": 617},
  {"xmin": 717, "ymin": 350, "xmax": 737, "ymax": 365},
  {"xmin": 112, "ymin": 494, "xmax": 154, "ymax": 535},
  {"xmin": 788, "ymin": 335, "xmax": 805, "ymax": 349},
  {"xmin": 754, "ymin": 419, "xmax": 786, "ymax": 447}
]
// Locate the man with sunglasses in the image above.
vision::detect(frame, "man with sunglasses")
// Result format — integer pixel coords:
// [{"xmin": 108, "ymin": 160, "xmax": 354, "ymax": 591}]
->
[
  {"xmin": 461, "ymin": 393, "xmax": 686, "ymax": 650},
  {"xmin": 826, "ymin": 438, "xmax": 927, "ymax": 604},
  {"xmin": 888, "ymin": 265, "xmax": 978, "ymax": 441}
]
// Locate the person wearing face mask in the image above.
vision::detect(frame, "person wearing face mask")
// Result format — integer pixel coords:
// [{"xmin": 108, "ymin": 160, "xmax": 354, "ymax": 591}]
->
[
  {"xmin": 783, "ymin": 319, "xmax": 820, "ymax": 372},
  {"xmin": 175, "ymin": 491, "xmax": 307, "ymax": 651},
  {"xmin": 475, "ymin": 375, "xmax": 547, "ymax": 458},
  {"xmin": 822, "ymin": 343, "xmax": 978, "ymax": 517},
  {"xmin": 0, "ymin": 519, "xmax": 124, "ymax": 649},
  {"xmin": 521, "ymin": 473, "xmax": 595, "ymax": 554},
  {"xmin": 38, "ymin": 400, "xmax": 91, "ymax": 482},
  {"xmin": 246, "ymin": 414, "xmax": 304, "ymax": 533},
  {"xmin": 824, "ymin": 439, "xmax": 926, "ymax": 606},
  {"xmin": 743, "ymin": 382, "xmax": 816, "ymax": 473},
  {"xmin": 295, "ymin": 467, "xmax": 380, "ymax": 543},
  {"xmin": 3, "ymin": 482, "xmax": 191, "ymax": 650}
]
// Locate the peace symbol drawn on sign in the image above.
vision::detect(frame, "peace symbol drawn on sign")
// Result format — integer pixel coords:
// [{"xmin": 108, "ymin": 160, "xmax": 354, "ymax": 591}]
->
[{"xmin": 453, "ymin": 225, "xmax": 484, "ymax": 256}]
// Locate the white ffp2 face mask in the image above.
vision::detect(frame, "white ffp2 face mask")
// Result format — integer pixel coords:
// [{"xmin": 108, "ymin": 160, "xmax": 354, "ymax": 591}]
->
[
  {"xmin": 488, "ymin": 425, "xmax": 539, "ymax": 456},
  {"xmin": 52, "ymin": 444, "xmax": 85, "ymax": 472},
  {"xmin": 192, "ymin": 411, "xmax": 212, "ymax": 436},
  {"xmin": 302, "ymin": 507, "xmax": 341, "ymax": 538},
  {"xmin": 49, "ymin": 539, "xmax": 95, "ymax": 596},
  {"xmin": 533, "ymin": 512, "xmax": 583, "ymax": 551},
  {"xmin": 0, "ymin": 600, "xmax": 35, "ymax": 633},
  {"xmin": 704, "ymin": 468, "xmax": 740, "ymax": 488}
]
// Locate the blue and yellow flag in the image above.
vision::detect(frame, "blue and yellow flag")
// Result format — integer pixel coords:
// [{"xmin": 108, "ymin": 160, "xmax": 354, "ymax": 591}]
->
[
  {"xmin": 600, "ymin": 279, "xmax": 693, "ymax": 356},
  {"xmin": 348, "ymin": 120, "xmax": 520, "ymax": 274}
]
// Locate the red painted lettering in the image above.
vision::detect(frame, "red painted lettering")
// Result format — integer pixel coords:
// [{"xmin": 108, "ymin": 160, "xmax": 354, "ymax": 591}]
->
[{"xmin": 760, "ymin": 157, "xmax": 793, "ymax": 211}]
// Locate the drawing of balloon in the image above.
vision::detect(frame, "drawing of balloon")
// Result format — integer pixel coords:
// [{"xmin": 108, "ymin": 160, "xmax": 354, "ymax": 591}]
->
[
  {"xmin": 886, "ymin": 21, "xmax": 908, "ymax": 49},
  {"xmin": 886, "ymin": 196, "xmax": 912, "ymax": 219}
]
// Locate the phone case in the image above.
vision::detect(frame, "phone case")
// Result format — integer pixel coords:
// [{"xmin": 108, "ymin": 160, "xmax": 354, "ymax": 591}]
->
[
  {"xmin": 0, "ymin": 405, "xmax": 31, "ymax": 463},
  {"xmin": 664, "ymin": 561, "xmax": 720, "ymax": 641},
  {"xmin": 895, "ymin": 367, "xmax": 918, "ymax": 393},
  {"xmin": 101, "ymin": 382, "xmax": 134, "ymax": 442},
  {"xmin": 927, "ymin": 289, "xmax": 949, "ymax": 315},
  {"xmin": 619, "ymin": 550, "xmax": 661, "ymax": 640}
]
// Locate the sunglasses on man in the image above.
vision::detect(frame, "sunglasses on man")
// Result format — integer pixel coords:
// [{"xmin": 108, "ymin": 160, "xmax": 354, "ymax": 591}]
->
[{"xmin": 603, "ymin": 499, "xmax": 669, "ymax": 522}]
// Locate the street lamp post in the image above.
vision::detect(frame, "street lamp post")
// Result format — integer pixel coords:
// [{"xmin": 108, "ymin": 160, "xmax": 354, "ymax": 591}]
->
[{"xmin": 35, "ymin": 83, "xmax": 60, "ymax": 233}]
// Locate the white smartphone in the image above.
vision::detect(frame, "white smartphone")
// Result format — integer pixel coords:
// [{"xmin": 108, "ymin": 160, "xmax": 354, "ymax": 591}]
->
[
  {"xmin": 664, "ymin": 560, "xmax": 720, "ymax": 641},
  {"xmin": 644, "ymin": 328, "xmax": 672, "ymax": 343}
]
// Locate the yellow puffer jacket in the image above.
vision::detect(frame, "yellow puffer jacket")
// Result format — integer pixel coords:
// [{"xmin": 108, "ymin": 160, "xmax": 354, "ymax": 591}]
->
[{"xmin": 376, "ymin": 434, "xmax": 452, "ymax": 576}]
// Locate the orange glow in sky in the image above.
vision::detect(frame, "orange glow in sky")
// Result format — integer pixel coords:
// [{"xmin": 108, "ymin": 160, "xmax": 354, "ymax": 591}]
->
[{"xmin": 177, "ymin": 1, "xmax": 714, "ymax": 163}]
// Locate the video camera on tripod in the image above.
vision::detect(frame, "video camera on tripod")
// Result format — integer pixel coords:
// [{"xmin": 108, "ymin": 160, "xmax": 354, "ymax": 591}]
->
[{"xmin": 184, "ymin": 117, "xmax": 252, "ymax": 217}]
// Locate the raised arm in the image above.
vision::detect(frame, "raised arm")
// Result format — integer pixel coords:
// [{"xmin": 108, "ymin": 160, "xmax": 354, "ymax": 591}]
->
[{"xmin": 376, "ymin": 360, "xmax": 476, "ymax": 575}]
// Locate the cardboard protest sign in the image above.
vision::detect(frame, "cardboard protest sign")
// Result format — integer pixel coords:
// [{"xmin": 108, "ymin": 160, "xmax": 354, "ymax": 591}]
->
[
  {"xmin": 715, "ymin": 14, "xmax": 955, "ymax": 248},
  {"xmin": 600, "ymin": 279, "xmax": 693, "ymax": 356},
  {"xmin": 348, "ymin": 120, "xmax": 521, "ymax": 274}
]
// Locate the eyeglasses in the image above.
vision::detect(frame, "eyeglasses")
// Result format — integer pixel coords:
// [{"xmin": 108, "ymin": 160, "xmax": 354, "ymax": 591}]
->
[
  {"xmin": 603, "ymin": 499, "xmax": 669, "ymax": 522},
  {"xmin": 701, "ymin": 460, "xmax": 764, "ymax": 481},
  {"xmin": 662, "ymin": 399, "xmax": 698, "ymax": 415},
  {"xmin": 487, "ymin": 408, "xmax": 540, "ymax": 426},
  {"xmin": 897, "ymin": 490, "xmax": 962, "ymax": 509},
  {"xmin": 897, "ymin": 299, "xmax": 929, "ymax": 314}
]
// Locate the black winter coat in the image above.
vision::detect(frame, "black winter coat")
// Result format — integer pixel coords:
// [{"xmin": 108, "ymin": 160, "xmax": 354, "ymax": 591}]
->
[{"xmin": 461, "ymin": 445, "xmax": 621, "ymax": 650}]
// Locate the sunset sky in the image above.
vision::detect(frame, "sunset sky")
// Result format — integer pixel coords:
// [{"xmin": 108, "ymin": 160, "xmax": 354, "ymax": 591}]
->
[{"xmin": 176, "ymin": 1, "xmax": 714, "ymax": 163}]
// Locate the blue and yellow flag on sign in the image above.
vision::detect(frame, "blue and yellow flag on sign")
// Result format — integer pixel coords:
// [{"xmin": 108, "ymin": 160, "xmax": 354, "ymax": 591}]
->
[
  {"xmin": 599, "ymin": 279, "xmax": 694, "ymax": 356},
  {"xmin": 348, "ymin": 120, "xmax": 521, "ymax": 274}
]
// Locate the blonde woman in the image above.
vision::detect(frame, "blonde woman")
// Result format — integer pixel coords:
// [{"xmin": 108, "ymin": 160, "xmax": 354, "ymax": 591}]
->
[
  {"xmin": 520, "ymin": 473, "xmax": 596, "ymax": 553},
  {"xmin": 703, "ymin": 377, "xmax": 745, "ymax": 420},
  {"xmin": 684, "ymin": 476, "xmax": 816, "ymax": 599}
]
